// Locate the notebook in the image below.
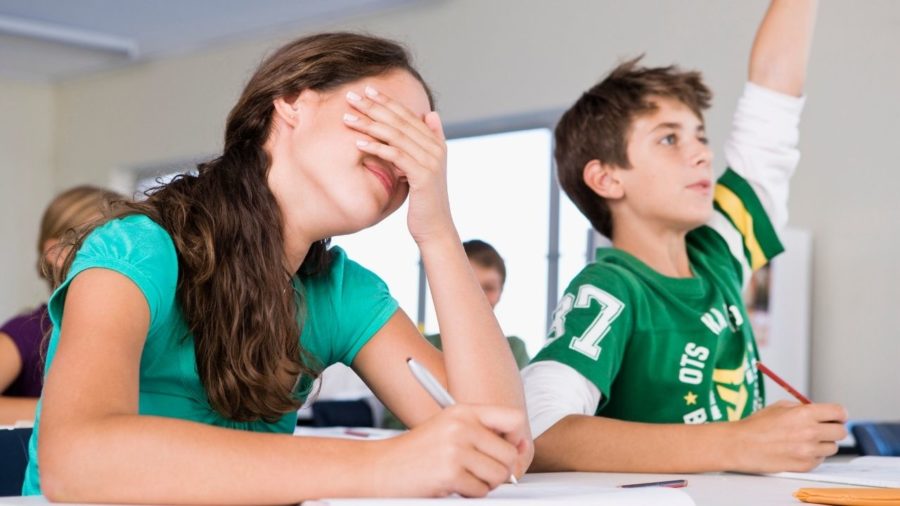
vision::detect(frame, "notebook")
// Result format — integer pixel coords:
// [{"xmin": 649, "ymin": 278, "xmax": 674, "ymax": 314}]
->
[
  {"xmin": 292, "ymin": 426, "xmax": 403, "ymax": 440},
  {"xmin": 771, "ymin": 456, "xmax": 900, "ymax": 488},
  {"xmin": 302, "ymin": 482, "xmax": 695, "ymax": 505}
]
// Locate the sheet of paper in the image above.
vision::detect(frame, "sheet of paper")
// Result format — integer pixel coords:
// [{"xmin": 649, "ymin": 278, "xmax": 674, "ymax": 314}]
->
[
  {"xmin": 303, "ymin": 482, "xmax": 695, "ymax": 505},
  {"xmin": 771, "ymin": 456, "xmax": 900, "ymax": 487},
  {"xmin": 292, "ymin": 426, "xmax": 403, "ymax": 440}
]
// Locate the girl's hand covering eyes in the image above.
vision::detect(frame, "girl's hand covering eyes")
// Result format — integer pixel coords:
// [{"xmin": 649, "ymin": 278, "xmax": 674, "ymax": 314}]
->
[{"xmin": 344, "ymin": 86, "xmax": 453, "ymax": 245}]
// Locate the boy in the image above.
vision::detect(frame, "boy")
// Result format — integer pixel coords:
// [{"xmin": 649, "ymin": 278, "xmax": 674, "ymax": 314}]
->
[{"xmin": 524, "ymin": 0, "xmax": 847, "ymax": 473}]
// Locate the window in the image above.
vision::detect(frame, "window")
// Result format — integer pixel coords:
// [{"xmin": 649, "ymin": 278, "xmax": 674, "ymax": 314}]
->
[{"xmin": 422, "ymin": 128, "xmax": 553, "ymax": 356}]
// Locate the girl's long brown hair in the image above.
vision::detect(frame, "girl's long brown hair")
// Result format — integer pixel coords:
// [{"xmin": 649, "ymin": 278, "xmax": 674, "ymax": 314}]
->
[{"xmin": 54, "ymin": 32, "xmax": 434, "ymax": 422}]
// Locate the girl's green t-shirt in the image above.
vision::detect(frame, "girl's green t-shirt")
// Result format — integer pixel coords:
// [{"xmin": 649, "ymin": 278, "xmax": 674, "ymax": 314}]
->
[{"xmin": 23, "ymin": 214, "xmax": 398, "ymax": 495}]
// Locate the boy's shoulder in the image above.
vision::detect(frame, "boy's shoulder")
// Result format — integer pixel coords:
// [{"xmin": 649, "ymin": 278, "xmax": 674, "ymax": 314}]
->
[{"xmin": 564, "ymin": 250, "xmax": 644, "ymax": 302}]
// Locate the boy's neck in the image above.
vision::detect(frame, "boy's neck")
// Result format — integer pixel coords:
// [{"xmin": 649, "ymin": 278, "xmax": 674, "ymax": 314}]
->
[{"xmin": 611, "ymin": 223, "xmax": 693, "ymax": 278}]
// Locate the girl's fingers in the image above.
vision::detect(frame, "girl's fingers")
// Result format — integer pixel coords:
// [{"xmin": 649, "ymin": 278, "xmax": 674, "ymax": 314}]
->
[
  {"xmin": 346, "ymin": 89, "xmax": 444, "ymax": 160},
  {"xmin": 460, "ymin": 447, "xmax": 513, "ymax": 494},
  {"xmin": 469, "ymin": 423, "xmax": 519, "ymax": 472},
  {"xmin": 449, "ymin": 469, "xmax": 492, "ymax": 499},
  {"xmin": 362, "ymin": 85, "xmax": 438, "ymax": 143},
  {"xmin": 470, "ymin": 405, "xmax": 530, "ymax": 446},
  {"xmin": 356, "ymin": 139, "xmax": 425, "ymax": 179},
  {"xmin": 343, "ymin": 113, "xmax": 437, "ymax": 170},
  {"xmin": 425, "ymin": 111, "xmax": 446, "ymax": 142}
]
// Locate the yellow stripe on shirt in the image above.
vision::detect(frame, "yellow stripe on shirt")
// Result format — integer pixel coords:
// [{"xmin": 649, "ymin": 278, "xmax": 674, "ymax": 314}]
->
[{"xmin": 713, "ymin": 184, "xmax": 767, "ymax": 270}]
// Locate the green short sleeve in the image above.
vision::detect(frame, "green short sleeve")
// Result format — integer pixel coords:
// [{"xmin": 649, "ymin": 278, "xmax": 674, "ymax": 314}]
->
[
  {"xmin": 531, "ymin": 265, "xmax": 634, "ymax": 406},
  {"xmin": 48, "ymin": 215, "xmax": 178, "ymax": 334},
  {"xmin": 300, "ymin": 247, "xmax": 399, "ymax": 368},
  {"xmin": 506, "ymin": 336, "xmax": 531, "ymax": 369}
]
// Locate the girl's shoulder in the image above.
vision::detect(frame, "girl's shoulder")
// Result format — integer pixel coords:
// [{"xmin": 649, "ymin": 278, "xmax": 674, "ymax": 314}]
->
[
  {"xmin": 80, "ymin": 214, "xmax": 176, "ymax": 265},
  {"xmin": 60, "ymin": 214, "xmax": 180, "ymax": 326},
  {"xmin": 89, "ymin": 213, "xmax": 172, "ymax": 245}
]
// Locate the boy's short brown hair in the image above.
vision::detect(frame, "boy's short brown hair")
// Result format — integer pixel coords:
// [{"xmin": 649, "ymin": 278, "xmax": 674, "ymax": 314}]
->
[
  {"xmin": 463, "ymin": 239, "xmax": 506, "ymax": 286},
  {"xmin": 554, "ymin": 56, "xmax": 712, "ymax": 238}
]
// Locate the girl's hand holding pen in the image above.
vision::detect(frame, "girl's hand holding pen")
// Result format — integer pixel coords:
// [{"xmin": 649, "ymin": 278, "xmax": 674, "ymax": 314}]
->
[
  {"xmin": 372, "ymin": 404, "xmax": 528, "ymax": 498},
  {"xmin": 406, "ymin": 358, "xmax": 526, "ymax": 486}
]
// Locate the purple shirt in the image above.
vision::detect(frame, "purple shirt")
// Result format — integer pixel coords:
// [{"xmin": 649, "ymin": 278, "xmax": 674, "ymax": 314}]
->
[{"xmin": 1, "ymin": 304, "xmax": 50, "ymax": 397}]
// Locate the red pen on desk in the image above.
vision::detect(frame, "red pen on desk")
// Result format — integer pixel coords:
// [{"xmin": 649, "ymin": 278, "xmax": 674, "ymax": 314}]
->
[
  {"xmin": 756, "ymin": 361, "xmax": 811, "ymax": 404},
  {"xmin": 620, "ymin": 479, "xmax": 688, "ymax": 488}
]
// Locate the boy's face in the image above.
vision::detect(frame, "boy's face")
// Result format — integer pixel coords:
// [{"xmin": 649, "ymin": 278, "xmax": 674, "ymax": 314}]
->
[
  {"xmin": 616, "ymin": 96, "xmax": 714, "ymax": 233},
  {"xmin": 470, "ymin": 262, "xmax": 503, "ymax": 310}
]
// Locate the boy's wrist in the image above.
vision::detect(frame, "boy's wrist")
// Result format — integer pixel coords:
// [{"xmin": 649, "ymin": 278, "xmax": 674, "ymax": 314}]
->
[{"xmin": 721, "ymin": 417, "xmax": 755, "ymax": 472}]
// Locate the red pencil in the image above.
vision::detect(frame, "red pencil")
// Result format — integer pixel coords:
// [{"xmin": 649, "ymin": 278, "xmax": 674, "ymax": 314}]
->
[{"xmin": 756, "ymin": 361, "xmax": 811, "ymax": 404}]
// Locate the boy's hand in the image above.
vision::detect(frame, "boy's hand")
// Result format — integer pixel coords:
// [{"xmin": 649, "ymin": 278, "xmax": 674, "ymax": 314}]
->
[
  {"xmin": 732, "ymin": 400, "xmax": 848, "ymax": 473},
  {"xmin": 370, "ymin": 404, "xmax": 529, "ymax": 497}
]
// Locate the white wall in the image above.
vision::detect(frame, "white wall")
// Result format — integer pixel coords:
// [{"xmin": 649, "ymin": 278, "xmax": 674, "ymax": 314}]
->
[
  {"xmin": 0, "ymin": 78, "xmax": 55, "ymax": 317},
  {"xmin": 9, "ymin": 0, "xmax": 899, "ymax": 418}
]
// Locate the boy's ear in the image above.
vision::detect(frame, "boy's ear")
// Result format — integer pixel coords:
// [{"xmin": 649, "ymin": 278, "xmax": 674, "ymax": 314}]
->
[{"xmin": 583, "ymin": 159, "xmax": 624, "ymax": 200}]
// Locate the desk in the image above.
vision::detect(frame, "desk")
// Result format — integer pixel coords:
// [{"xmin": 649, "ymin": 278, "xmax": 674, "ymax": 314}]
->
[
  {"xmin": 0, "ymin": 471, "xmax": 849, "ymax": 505},
  {"xmin": 521, "ymin": 471, "xmax": 844, "ymax": 505}
]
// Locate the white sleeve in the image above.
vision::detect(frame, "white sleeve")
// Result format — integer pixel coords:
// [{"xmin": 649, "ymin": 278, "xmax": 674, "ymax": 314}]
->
[
  {"xmin": 522, "ymin": 360, "xmax": 602, "ymax": 439},
  {"xmin": 723, "ymin": 81, "xmax": 806, "ymax": 233}
]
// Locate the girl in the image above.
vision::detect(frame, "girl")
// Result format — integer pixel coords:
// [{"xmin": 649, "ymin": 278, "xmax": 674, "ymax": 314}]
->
[
  {"xmin": 25, "ymin": 32, "xmax": 532, "ymax": 503},
  {"xmin": 0, "ymin": 185, "xmax": 119, "ymax": 425}
]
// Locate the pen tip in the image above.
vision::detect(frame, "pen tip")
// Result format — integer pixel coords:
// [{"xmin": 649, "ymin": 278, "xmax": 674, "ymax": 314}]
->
[{"xmin": 406, "ymin": 357, "xmax": 413, "ymax": 363}]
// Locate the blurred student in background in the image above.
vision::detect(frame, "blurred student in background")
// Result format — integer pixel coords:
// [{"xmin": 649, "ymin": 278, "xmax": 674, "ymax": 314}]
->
[{"xmin": 0, "ymin": 185, "xmax": 120, "ymax": 425}]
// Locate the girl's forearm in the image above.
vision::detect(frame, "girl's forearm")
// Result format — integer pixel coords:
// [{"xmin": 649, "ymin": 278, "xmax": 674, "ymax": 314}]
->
[
  {"xmin": 418, "ymin": 231, "xmax": 524, "ymax": 410},
  {"xmin": 41, "ymin": 414, "xmax": 383, "ymax": 504}
]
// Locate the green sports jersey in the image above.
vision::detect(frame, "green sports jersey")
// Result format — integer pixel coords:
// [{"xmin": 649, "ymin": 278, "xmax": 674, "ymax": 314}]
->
[
  {"xmin": 23, "ymin": 214, "xmax": 398, "ymax": 495},
  {"xmin": 533, "ymin": 168, "xmax": 783, "ymax": 425}
]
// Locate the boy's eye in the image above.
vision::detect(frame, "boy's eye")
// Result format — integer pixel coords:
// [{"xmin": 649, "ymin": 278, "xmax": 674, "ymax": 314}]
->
[
  {"xmin": 698, "ymin": 136, "xmax": 709, "ymax": 145},
  {"xmin": 661, "ymin": 134, "xmax": 677, "ymax": 146}
]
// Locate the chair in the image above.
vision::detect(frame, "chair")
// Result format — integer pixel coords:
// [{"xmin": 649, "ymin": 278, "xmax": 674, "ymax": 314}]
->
[
  {"xmin": 852, "ymin": 422, "xmax": 900, "ymax": 456},
  {"xmin": 310, "ymin": 399, "xmax": 374, "ymax": 428},
  {"xmin": 0, "ymin": 427, "xmax": 32, "ymax": 496}
]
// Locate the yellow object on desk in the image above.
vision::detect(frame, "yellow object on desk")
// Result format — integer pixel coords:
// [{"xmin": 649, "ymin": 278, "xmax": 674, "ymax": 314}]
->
[{"xmin": 794, "ymin": 487, "xmax": 900, "ymax": 506}]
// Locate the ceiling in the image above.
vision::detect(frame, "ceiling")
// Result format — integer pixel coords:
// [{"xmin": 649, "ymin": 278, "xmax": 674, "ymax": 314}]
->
[{"xmin": 0, "ymin": 0, "xmax": 425, "ymax": 82}]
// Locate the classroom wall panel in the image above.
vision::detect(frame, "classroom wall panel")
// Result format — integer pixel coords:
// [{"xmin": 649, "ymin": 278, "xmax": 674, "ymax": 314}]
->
[{"xmin": 0, "ymin": 78, "xmax": 55, "ymax": 317}]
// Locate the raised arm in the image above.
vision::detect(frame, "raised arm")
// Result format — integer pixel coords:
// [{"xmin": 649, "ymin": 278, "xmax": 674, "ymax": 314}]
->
[
  {"xmin": 347, "ymin": 87, "xmax": 525, "ymax": 410},
  {"xmin": 749, "ymin": 0, "xmax": 818, "ymax": 96},
  {"xmin": 343, "ymin": 85, "xmax": 532, "ymax": 476},
  {"xmin": 712, "ymin": 0, "xmax": 819, "ymax": 285}
]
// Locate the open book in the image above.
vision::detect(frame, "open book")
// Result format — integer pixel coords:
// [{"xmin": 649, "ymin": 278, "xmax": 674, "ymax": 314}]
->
[
  {"xmin": 771, "ymin": 456, "xmax": 900, "ymax": 487},
  {"xmin": 303, "ymin": 482, "xmax": 695, "ymax": 506}
]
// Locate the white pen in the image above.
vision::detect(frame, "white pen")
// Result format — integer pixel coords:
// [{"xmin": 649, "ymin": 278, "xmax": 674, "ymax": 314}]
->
[{"xmin": 406, "ymin": 357, "xmax": 519, "ymax": 485}]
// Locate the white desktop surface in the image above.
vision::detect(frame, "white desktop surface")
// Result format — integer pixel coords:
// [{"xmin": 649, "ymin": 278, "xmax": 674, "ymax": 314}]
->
[{"xmin": 0, "ymin": 470, "xmax": 851, "ymax": 506}]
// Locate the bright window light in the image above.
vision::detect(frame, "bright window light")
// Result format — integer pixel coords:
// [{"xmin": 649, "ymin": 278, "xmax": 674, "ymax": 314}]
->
[{"xmin": 423, "ymin": 128, "xmax": 554, "ymax": 356}]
